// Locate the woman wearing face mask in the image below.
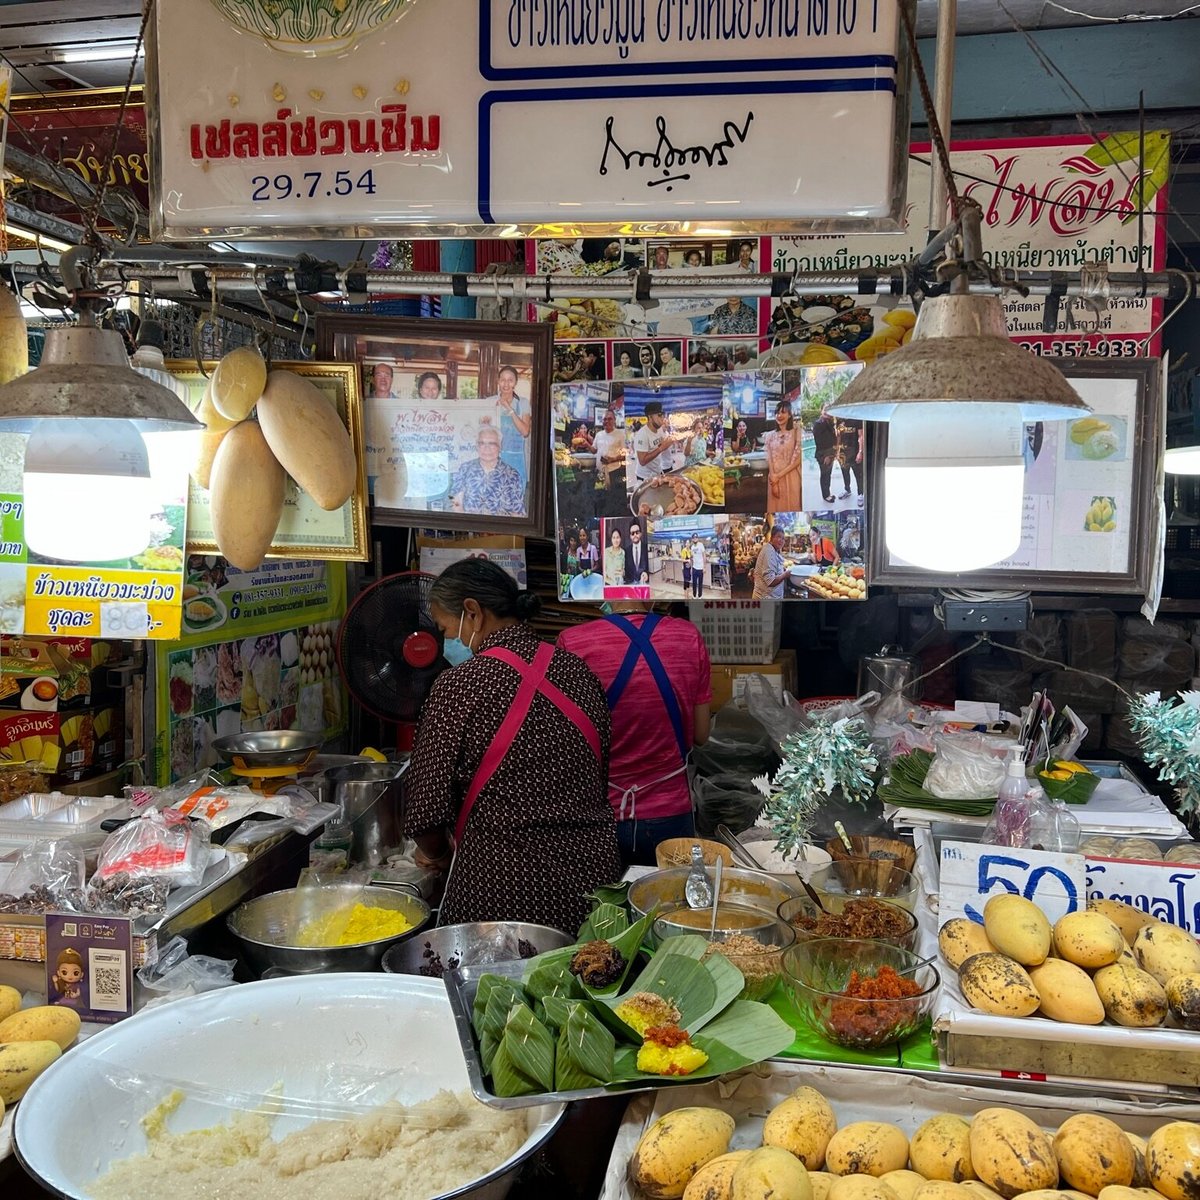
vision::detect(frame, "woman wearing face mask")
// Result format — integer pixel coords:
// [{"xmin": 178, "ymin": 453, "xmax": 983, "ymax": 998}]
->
[{"xmin": 405, "ymin": 559, "xmax": 621, "ymax": 930}]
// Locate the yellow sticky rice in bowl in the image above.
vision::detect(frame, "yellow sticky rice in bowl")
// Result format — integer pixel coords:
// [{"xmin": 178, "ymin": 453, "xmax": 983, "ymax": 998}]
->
[{"xmin": 294, "ymin": 903, "xmax": 414, "ymax": 948}]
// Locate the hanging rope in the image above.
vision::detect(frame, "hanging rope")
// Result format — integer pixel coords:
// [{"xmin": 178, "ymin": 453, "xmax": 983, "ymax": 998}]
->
[{"xmin": 898, "ymin": 2, "xmax": 961, "ymax": 221}]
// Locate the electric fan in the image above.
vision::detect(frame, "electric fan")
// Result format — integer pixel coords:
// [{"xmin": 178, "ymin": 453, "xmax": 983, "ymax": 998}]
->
[{"xmin": 335, "ymin": 571, "xmax": 448, "ymax": 751}]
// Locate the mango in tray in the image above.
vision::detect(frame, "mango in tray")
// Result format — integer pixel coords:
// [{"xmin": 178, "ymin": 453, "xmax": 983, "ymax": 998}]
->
[{"xmin": 1036, "ymin": 759, "xmax": 1100, "ymax": 804}]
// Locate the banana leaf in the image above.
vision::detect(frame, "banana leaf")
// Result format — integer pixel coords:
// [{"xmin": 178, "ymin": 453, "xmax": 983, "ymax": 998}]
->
[
  {"xmin": 578, "ymin": 901, "xmax": 629, "ymax": 943},
  {"xmin": 554, "ymin": 1002, "xmax": 615, "ymax": 1091},
  {"xmin": 480, "ymin": 1026, "xmax": 501, "ymax": 1075},
  {"xmin": 521, "ymin": 909, "xmax": 657, "ymax": 998},
  {"xmin": 541, "ymin": 993, "xmax": 577, "ymax": 1032},
  {"xmin": 498, "ymin": 1003, "xmax": 556, "ymax": 1093},
  {"xmin": 490, "ymin": 1037, "xmax": 541, "ymax": 1098},
  {"xmin": 610, "ymin": 935, "xmax": 743, "ymax": 1034},
  {"xmin": 472, "ymin": 974, "xmax": 526, "ymax": 1036},
  {"xmin": 609, "ymin": 998, "xmax": 794, "ymax": 1083},
  {"xmin": 586, "ymin": 881, "xmax": 631, "ymax": 909},
  {"xmin": 483, "ymin": 986, "xmax": 530, "ymax": 1042},
  {"xmin": 525, "ymin": 961, "xmax": 582, "ymax": 1005}
]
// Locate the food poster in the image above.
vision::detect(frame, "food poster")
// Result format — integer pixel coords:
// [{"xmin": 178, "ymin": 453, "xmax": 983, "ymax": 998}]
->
[
  {"xmin": 153, "ymin": 559, "xmax": 348, "ymax": 783},
  {"xmin": 552, "ymin": 369, "xmax": 869, "ymax": 602},
  {"xmin": 879, "ymin": 375, "xmax": 1139, "ymax": 578},
  {"xmin": 0, "ymin": 431, "xmax": 187, "ymax": 640},
  {"xmin": 533, "ymin": 237, "xmax": 769, "ymax": 385}
]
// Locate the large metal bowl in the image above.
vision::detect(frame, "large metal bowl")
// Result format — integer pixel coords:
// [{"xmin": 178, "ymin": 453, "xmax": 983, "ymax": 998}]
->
[
  {"xmin": 383, "ymin": 921, "xmax": 574, "ymax": 977},
  {"xmin": 228, "ymin": 883, "xmax": 431, "ymax": 975},
  {"xmin": 628, "ymin": 865, "xmax": 798, "ymax": 926},
  {"xmin": 213, "ymin": 729, "xmax": 322, "ymax": 768}
]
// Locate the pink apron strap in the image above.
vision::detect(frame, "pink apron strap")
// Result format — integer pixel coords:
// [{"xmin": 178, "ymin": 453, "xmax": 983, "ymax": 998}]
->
[{"xmin": 453, "ymin": 643, "xmax": 600, "ymax": 843}]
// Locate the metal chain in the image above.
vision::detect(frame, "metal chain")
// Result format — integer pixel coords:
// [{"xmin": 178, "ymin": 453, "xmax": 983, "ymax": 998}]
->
[{"xmin": 899, "ymin": 2, "xmax": 961, "ymax": 219}]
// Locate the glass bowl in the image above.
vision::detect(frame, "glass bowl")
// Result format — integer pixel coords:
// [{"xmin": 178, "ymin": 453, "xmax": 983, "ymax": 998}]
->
[
  {"xmin": 782, "ymin": 938, "xmax": 940, "ymax": 1050},
  {"xmin": 651, "ymin": 901, "xmax": 778, "ymax": 949},
  {"xmin": 807, "ymin": 861, "xmax": 920, "ymax": 911},
  {"xmin": 777, "ymin": 894, "xmax": 919, "ymax": 951},
  {"xmin": 699, "ymin": 917, "xmax": 797, "ymax": 1002}
]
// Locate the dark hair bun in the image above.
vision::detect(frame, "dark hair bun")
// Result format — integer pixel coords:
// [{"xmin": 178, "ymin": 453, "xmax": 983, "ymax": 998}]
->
[{"xmin": 514, "ymin": 591, "xmax": 542, "ymax": 620}]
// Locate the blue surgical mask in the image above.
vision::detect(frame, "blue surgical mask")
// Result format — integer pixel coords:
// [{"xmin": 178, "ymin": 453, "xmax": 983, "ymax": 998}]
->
[{"xmin": 442, "ymin": 612, "xmax": 475, "ymax": 666}]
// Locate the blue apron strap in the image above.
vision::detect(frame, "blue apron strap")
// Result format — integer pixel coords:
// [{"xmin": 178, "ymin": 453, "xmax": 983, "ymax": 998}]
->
[{"xmin": 602, "ymin": 613, "xmax": 689, "ymax": 762}]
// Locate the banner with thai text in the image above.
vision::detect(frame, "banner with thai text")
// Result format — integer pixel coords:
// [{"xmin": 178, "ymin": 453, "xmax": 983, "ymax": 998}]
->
[
  {"xmin": 150, "ymin": 0, "xmax": 909, "ymax": 238},
  {"xmin": 770, "ymin": 133, "xmax": 1169, "ymax": 357}
]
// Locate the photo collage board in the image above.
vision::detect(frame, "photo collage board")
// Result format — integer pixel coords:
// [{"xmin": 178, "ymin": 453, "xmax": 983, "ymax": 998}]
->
[
  {"xmin": 535, "ymin": 235, "xmax": 907, "ymax": 387},
  {"xmin": 553, "ymin": 366, "xmax": 869, "ymax": 603}
]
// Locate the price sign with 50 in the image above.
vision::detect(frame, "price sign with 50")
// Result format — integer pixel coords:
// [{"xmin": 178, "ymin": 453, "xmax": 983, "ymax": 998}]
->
[{"xmin": 939, "ymin": 841, "xmax": 1087, "ymax": 927}]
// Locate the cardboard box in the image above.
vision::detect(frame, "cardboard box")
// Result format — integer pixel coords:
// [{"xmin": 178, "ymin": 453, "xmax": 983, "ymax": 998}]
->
[
  {"xmin": 710, "ymin": 650, "xmax": 797, "ymax": 711},
  {"xmin": 0, "ymin": 702, "xmax": 123, "ymax": 781},
  {"xmin": 0, "ymin": 636, "xmax": 127, "ymax": 710}
]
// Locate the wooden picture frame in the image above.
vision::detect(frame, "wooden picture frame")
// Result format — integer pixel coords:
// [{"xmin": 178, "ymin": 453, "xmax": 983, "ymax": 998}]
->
[
  {"xmin": 167, "ymin": 360, "xmax": 369, "ymax": 562},
  {"xmin": 316, "ymin": 315, "xmax": 553, "ymax": 536},
  {"xmin": 866, "ymin": 358, "xmax": 1163, "ymax": 594}
]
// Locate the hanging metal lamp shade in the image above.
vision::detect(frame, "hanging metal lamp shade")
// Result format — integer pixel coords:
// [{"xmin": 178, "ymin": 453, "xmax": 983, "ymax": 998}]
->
[
  {"xmin": 827, "ymin": 293, "xmax": 1090, "ymax": 422},
  {"xmin": 0, "ymin": 324, "xmax": 202, "ymax": 432}
]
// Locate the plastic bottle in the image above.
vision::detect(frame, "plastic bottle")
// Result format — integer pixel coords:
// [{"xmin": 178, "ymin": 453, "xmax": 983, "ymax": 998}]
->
[
  {"xmin": 310, "ymin": 817, "xmax": 353, "ymax": 871},
  {"xmin": 986, "ymin": 747, "xmax": 1034, "ymax": 847}
]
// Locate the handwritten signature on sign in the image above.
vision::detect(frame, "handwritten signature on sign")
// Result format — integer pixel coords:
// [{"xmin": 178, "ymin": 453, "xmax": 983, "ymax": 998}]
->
[{"xmin": 599, "ymin": 112, "xmax": 755, "ymax": 191}]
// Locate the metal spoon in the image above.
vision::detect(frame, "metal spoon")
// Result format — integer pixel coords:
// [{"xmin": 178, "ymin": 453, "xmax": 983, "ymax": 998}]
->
[
  {"xmin": 898, "ymin": 952, "xmax": 937, "ymax": 979},
  {"xmin": 684, "ymin": 844, "xmax": 714, "ymax": 909},
  {"xmin": 709, "ymin": 856, "xmax": 723, "ymax": 938}
]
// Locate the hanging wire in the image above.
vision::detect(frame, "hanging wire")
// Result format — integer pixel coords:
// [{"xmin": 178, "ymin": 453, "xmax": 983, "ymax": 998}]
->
[
  {"xmin": 898, "ymin": 1, "xmax": 961, "ymax": 221},
  {"xmin": 79, "ymin": 1, "xmax": 153, "ymax": 253}
]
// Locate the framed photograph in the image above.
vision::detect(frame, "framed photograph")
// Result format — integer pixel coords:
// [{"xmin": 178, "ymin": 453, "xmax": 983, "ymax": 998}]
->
[
  {"xmin": 866, "ymin": 358, "xmax": 1163, "ymax": 594},
  {"xmin": 167, "ymin": 361, "xmax": 369, "ymax": 562},
  {"xmin": 317, "ymin": 316, "xmax": 553, "ymax": 536}
]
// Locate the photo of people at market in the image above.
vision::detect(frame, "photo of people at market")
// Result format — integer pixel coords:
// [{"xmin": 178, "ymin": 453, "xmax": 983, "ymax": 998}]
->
[
  {"xmin": 552, "ymin": 381, "xmax": 628, "ymax": 524},
  {"xmin": 644, "ymin": 515, "xmax": 732, "ymax": 599},
  {"xmin": 624, "ymin": 383, "xmax": 725, "ymax": 517},
  {"xmin": 728, "ymin": 510, "xmax": 867, "ymax": 599}
]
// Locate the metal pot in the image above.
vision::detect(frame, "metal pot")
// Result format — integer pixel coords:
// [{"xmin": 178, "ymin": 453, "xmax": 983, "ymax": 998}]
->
[
  {"xmin": 227, "ymin": 883, "xmax": 431, "ymax": 975},
  {"xmin": 328, "ymin": 759, "xmax": 408, "ymax": 866},
  {"xmin": 382, "ymin": 921, "xmax": 574, "ymax": 977},
  {"xmin": 857, "ymin": 645, "xmax": 922, "ymax": 710},
  {"xmin": 296, "ymin": 753, "xmax": 373, "ymax": 805}
]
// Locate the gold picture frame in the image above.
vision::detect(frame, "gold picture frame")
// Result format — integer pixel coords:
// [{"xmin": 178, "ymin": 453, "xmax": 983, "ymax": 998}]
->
[{"xmin": 167, "ymin": 360, "xmax": 369, "ymax": 562}]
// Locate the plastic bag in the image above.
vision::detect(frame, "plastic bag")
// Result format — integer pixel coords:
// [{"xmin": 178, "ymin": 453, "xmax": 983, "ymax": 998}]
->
[
  {"xmin": 93, "ymin": 808, "xmax": 210, "ymax": 888},
  {"xmin": 741, "ymin": 674, "xmax": 805, "ymax": 752},
  {"xmin": 0, "ymin": 837, "xmax": 86, "ymax": 912},
  {"xmin": 138, "ymin": 935, "xmax": 235, "ymax": 1010},
  {"xmin": 125, "ymin": 769, "xmax": 222, "ymax": 814},
  {"xmin": 924, "ymin": 733, "xmax": 1009, "ymax": 800},
  {"xmin": 984, "ymin": 783, "xmax": 1056, "ymax": 849},
  {"xmin": 693, "ymin": 772, "xmax": 764, "ymax": 836}
]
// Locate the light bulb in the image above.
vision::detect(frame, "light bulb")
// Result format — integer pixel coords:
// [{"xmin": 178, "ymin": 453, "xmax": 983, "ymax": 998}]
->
[
  {"xmin": 884, "ymin": 404, "xmax": 1026, "ymax": 573},
  {"xmin": 24, "ymin": 419, "xmax": 153, "ymax": 561}
]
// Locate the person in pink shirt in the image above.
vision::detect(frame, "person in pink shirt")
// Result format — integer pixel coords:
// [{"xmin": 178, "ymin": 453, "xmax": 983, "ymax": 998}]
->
[{"xmin": 558, "ymin": 603, "xmax": 712, "ymax": 866}]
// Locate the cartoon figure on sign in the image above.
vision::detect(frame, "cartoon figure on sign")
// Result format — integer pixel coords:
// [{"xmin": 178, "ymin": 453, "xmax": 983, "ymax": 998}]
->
[{"xmin": 51, "ymin": 947, "xmax": 85, "ymax": 1006}]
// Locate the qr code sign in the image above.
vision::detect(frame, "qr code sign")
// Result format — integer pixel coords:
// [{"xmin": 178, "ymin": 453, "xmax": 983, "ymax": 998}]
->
[{"xmin": 88, "ymin": 948, "xmax": 128, "ymax": 1013}]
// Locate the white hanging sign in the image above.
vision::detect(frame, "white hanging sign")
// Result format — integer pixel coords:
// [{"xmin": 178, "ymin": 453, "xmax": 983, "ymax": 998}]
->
[{"xmin": 148, "ymin": 0, "xmax": 911, "ymax": 239}]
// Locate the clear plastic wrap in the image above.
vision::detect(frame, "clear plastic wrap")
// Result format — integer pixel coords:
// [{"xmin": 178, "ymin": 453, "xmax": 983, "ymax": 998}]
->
[
  {"xmin": 924, "ymin": 733, "xmax": 1010, "ymax": 800},
  {"xmin": 137, "ymin": 935, "xmax": 236, "ymax": 1009},
  {"xmin": 0, "ymin": 836, "xmax": 86, "ymax": 912},
  {"xmin": 92, "ymin": 806, "xmax": 210, "ymax": 892}
]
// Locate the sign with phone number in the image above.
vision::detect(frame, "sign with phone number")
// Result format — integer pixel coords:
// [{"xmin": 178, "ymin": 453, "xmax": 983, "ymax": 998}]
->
[
  {"xmin": 939, "ymin": 840, "xmax": 1086, "ymax": 926},
  {"xmin": 1015, "ymin": 338, "xmax": 1146, "ymax": 358}
]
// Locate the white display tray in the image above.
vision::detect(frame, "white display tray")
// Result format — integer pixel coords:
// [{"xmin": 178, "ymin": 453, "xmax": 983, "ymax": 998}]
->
[{"xmin": 599, "ymin": 1060, "xmax": 1200, "ymax": 1200}]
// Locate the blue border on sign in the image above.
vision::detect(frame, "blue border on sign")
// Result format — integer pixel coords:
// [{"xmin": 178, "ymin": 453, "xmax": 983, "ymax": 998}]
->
[
  {"xmin": 478, "ymin": 0, "xmax": 898, "ymax": 80},
  {"xmin": 476, "ymin": 76, "xmax": 898, "ymax": 223}
]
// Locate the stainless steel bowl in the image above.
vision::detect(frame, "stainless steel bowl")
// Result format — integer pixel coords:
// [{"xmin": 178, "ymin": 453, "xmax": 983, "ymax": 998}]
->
[
  {"xmin": 213, "ymin": 729, "xmax": 322, "ymax": 768},
  {"xmin": 228, "ymin": 884, "xmax": 431, "ymax": 975},
  {"xmin": 382, "ymin": 921, "xmax": 574, "ymax": 977},
  {"xmin": 629, "ymin": 865, "xmax": 798, "ymax": 926}
]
